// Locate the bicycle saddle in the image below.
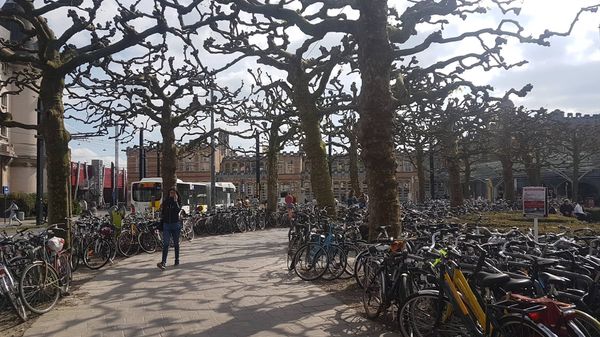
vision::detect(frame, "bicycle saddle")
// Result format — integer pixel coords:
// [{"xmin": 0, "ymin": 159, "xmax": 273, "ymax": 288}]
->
[{"xmin": 474, "ymin": 271, "xmax": 511, "ymax": 288}]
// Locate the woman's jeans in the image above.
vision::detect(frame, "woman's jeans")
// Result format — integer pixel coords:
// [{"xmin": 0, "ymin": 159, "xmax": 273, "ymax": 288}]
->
[{"xmin": 161, "ymin": 222, "xmax": 181, "ymax": 264}]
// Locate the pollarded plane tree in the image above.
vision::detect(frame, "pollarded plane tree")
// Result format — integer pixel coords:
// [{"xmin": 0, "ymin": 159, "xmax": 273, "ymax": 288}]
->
[
  {"xmin": 486, "ymin": 86, "xmax": 534, "ymax": 203},
  {"xmin": 551, "ymin": 111, "xmax": 600, "ymax": 201},
  {"xmin": 394, "ymin": 53, "xmax": 519, "ymax": 206},
  {"xmin": 512, "ymin": 108, "xmax": 562, "ymax": 187},
  {"xmin": 0, "ymin": 0, "xmax": 171, "ymax": 229},
  {"xmin": 67, "ymin": 34, "xmax": 242, "ymax": 193},
  {"xmin": 220, "ymin": 68, "xmax": 300, "ymax": 215},
  {"xmin": 191, "ymin": 0, "xmax": 599, "ymax": 240},
  {"xmin": 186, "ymin": 3, "xmax": 357, "ymax": 215}
]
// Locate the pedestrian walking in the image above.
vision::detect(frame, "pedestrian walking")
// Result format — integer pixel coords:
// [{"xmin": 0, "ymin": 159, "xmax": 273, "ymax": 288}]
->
[
  {"xmin": 6, "ymin": 200, "xmax": 22, "ymax": 226},
  {"xmin": 285, "ymin": 192, "xmax": 294, "ymax": 221},
  {"xmin": 157, "ymin": 188, "xmax": 182, "ymax": 270}
]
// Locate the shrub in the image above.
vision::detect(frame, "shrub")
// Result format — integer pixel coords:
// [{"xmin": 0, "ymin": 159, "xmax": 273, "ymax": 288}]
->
[{"xmin": 0, "ymin": 193, "xmax": 37, "ymax": 217}]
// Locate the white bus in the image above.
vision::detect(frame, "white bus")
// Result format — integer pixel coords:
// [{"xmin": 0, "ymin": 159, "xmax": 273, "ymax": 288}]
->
[{"xmin": 130, "ymin": 178, "xmax": 236, "ymax": 215}]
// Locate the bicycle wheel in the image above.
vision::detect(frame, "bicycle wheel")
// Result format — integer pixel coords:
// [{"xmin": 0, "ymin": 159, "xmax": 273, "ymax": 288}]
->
[
  {"xmin": 257, "ymin": 214, "xmax": 266, "ymax": 230},
  {"xmin": 1, "ymin": 268, "xmax": 27, "ymax": 322},
  {"xmin": 569, "ymin": 310, "xmax": 600, "ymax": 337},
  {"xmin": 340, "ymin": 243, "xmax": 360, "ymax": 280},
  {"xmin": 117, "ymin": 230, "xmax": 139, "ymax": 257},
  {"xmin": 83, "ymin": 239, "xmax": 112, "ymax": 270},
  {"xmin": 183, "ymin": 223, "xmax": 195, "ymax": 241},
  {"xmin": 139, "ymin": 231, "xmax": 158, "ymax": 253},
  {"xmin": 19, "ymin": 262, "xmax": 61, "ymax": 314},
  {"xmin": 322, "ymin": 245, "xmax": 347, "ymax": 281},
  {"xmin": 354, "ymin": 249, "xmax": 370, "ymax": 289},
  {"xmin": 56, "ymin": 253, "xmax": 72, "ymax": 293},
  {"xmin": 363, "ymin": 268, "xmax": 385, "ymax": 319},
  {"xmin": 293, "ymin": 243, "xmax": 328, "ymax": 281},
  {"xmin": 8, "ymin": 287, "xmax": 28, "ymax": 322},
  {"xmin": 398, "ymin": 292, "xmax": 471, "ymax": 337},
  {"xmin": 493, "ymin": 316, "xmax": 556, "ymax": 337},
  {"xmin": 70, "ymin": 240, "xmax": 81, "ymax": 272},
  {"xmin": 287, "ymin": 235, "xmax": 302, "ymax": 271}
]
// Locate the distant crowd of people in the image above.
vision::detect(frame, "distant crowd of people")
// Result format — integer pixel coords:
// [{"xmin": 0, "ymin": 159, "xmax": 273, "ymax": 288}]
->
[{"xmin": 553, "ymin": 199, "xmax": 590, "ymax": 222}]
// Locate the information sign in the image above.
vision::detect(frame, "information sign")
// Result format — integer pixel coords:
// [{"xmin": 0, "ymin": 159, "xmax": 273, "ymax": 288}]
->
[{"xmin": 522, "ymin": 187, "xmax": 547, "ymax": 218}]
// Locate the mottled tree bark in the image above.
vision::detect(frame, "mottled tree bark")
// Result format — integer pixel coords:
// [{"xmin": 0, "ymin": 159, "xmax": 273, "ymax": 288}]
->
[
  {"xmin": 290, "ymin": 70, "xmax": 335, "ymax": 214},
  {"xmin": 462, "ymin": 157, "xmax": 472, "ymax": 199},
  {"xmin": 160, "ymin": 123, "xmax": 177, "ymax": 192},
  {"xmin": 266, "ymin": 126, "xmax": 280, "ymax": 215},
  {"xmin": 443, "ymin": 139, "xmax": 463, "ymax": 207},
  {"xmin": 500, "ymin": 157, "xmax": 515, "ymax": 202},
  {"xmin": 299, "ymin": 111, "xmax": 336, "ymax": 214},
  {"xmin": 40, "ymin": 72, "xmax": 70, "ymax": 243},
  {"xmin": 415, "ymin": 144, "xmax": 426, "ymax": 204},
  {"xmin": 356, "ymin": 0, "xmax": 400, "ymax": 240}
]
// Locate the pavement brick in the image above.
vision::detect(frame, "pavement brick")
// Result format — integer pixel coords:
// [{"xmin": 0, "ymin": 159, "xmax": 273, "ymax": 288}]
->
[{"xmin": 23, "ymin": 229, "xmax": 382, "ymax": 337}]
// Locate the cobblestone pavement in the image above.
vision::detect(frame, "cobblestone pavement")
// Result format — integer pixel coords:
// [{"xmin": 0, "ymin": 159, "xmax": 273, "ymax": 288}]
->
[{"xmin": 23, "ymin": 229, "xmax": 393, "ymax": 337}]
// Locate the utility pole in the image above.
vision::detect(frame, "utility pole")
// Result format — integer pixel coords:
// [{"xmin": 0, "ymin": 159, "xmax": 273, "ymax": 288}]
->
[
  {"xmin": 255, "ymin": 130, "xmax": 260, "ymax": 199},
  {"xmin": 36, "ymin": 100, "xmax": 45, "ymax": 225},
  {"xmin": 209, "ymin": 85, "xmax": 216, "ymax": 210}
]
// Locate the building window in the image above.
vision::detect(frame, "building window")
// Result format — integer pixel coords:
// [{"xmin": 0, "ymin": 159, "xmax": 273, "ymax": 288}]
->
[
  {"xmin": 0, "ymin": 126, "xmax": 6, "ymax": 138},
  {"xmin": 286, "ymin": 161, "xmax": 293, "ymax": 174}
]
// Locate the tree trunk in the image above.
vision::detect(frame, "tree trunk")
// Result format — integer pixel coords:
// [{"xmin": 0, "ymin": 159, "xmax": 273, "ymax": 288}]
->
[
  {"xmin": 415, "ymin": 144, "xmax": 426, "ymax": 203},
  {"xmin": 348, "ymin": 134, "xmax": 361, "ymax": 194},
  {"xmin": 462, "ymin": 157, "xmax": 471, "ymax": 199},
  {"xmin": 160, "ymin": 123, "xmax": 177, "ymax": 192},
  {"xmin": 522, "ymin": 153, "xmax": 541, "ymax": 186},
  {"xmin": 356, "ymin": 0, "xmax": 400, "ymax": 240},
  {"xmin": 40, "ymin": 72, "xmax": 70, "ymax": 242},
  {"xmin": 299, "ymin": 111, "xmax": 336, "ymax": 214},
  {"xmin": 443, "ymin": 139, "xmax": 463, "ymax": 207},
  {"xmin": 500, "ymin": 157, "xmax": 515, "ymax": 202},
  {"xmin": 266, "ymin": 128, "xmax": 279, "ymax": 215},
  {"xmin": 572, "ymin": 135, "xmax": 580, "ymax": 201}
]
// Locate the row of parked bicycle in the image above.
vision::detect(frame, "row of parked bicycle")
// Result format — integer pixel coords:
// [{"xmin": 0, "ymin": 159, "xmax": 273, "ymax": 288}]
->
[
  {"xmin": 0, "ymin": 206, "xmax": 291, "ymax": 322},
  {"xmin": 286, "ymin": 204, "xmax": 600, "ymax": 336}
]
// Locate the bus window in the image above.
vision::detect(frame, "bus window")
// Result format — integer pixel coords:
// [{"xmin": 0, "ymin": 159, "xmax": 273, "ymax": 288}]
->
[
  {"xmin": 192, "ymin": 184, "xmax": 208, "ymax": 205},
  {"xmin": 132, "ymin": 183, "xmax": 162, "ymax": 203},
  {"xmin": 177, "ymin": 183, "xmax": 192, "ymax": 206}
]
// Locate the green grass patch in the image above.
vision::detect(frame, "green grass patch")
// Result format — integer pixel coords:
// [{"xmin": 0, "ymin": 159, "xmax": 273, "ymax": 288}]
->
[{"xmin": 453, "ymin": 211, "xmax": 600, "ymax": 233}]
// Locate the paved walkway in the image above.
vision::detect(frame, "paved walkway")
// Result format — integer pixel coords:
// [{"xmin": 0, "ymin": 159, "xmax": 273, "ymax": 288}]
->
[{"xmin": 24, "ymin": 229, "xmax": 391, "ymax": 337}]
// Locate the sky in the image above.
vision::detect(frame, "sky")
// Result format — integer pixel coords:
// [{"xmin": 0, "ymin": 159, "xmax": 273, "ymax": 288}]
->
[{"xmin": 62, "ymin": 0, "xmax": 600, "ymax": 166}]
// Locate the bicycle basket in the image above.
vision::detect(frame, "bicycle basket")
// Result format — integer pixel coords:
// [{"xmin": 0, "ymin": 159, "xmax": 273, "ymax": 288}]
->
[{"xmin": 47, "ymin": 237, "xmax": 65, "ymax": 252}]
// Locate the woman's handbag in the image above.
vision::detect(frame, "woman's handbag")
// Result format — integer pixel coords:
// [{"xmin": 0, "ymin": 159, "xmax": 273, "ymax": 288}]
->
[{"xmin": 157, "ymin": 219, "xmax": 164, "ymax": 232}]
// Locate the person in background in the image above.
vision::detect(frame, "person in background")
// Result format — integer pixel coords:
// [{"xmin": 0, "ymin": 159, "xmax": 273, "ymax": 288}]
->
[
  {"xmin": 358, "ymin": 193, "xmax": 367, "ymax": 208},
  {"xmin": 559, "ymin": 199, "xmax": 574, "ymax": 217},
  {"xmin": 574, "ymin": 202, "xmax": 589, "ymax": 222},
  {"xmin": 6, "ymin": 200, "xmax": 21, "ymax": 226},
  {"xmin": 347, "ymin": 189, "xmax": 358, "ymax": 207},
  {"xmin": 285, "ymin": 192, "xmax": 294, "ymax": 220},
  {"xmin": 157, "ymin": 188, "xmax": 182, "ymax": 270}
]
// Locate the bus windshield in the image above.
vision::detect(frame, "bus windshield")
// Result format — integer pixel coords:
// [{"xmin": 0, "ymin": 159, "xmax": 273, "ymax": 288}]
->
[{"xmin": 132, "ymin": 182, "xmax": 162, "ymax": 202}]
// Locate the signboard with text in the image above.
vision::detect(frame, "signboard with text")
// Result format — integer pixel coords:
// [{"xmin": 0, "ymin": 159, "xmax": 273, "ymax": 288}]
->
[{"xmin": 523, "ymin": 187, "xmax": 547, "ymax": 218}]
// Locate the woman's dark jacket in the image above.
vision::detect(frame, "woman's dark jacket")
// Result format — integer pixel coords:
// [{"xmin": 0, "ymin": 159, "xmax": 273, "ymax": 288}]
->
[{"xmin": 162, "ymin": 197, "xmax": 181, "ymax": 224}]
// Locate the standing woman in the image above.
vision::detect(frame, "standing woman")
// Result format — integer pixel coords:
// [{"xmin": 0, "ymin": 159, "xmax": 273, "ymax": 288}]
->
[{"xmin": 157, "ymin": 188, "xmax": 182, "ymax": 270}]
